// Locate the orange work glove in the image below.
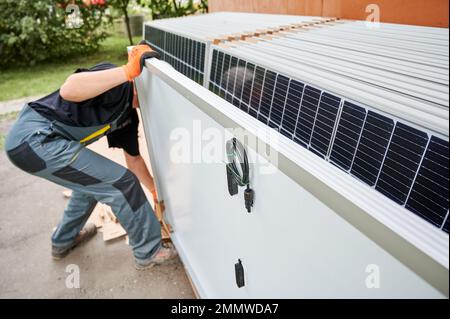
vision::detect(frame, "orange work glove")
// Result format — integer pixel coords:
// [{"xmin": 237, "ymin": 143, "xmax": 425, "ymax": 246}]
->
[{"xmin": 123, "ymin": 41, "xmax": 160, "ymax": 81}]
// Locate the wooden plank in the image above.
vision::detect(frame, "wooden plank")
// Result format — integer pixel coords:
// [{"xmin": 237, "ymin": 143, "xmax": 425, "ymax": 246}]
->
[{"xmin": 102, "ymin": 221, "xmax": 127, "ymax": 242}]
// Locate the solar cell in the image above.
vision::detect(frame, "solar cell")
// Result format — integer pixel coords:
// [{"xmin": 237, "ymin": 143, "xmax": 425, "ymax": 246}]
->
[
  {"xmin": 258, "ymin": 70, "xmax": 277, "ymax": 124},
  {"xmin": 270, "ymin": 75, "xmax": 290, "ymax": 130},
  {"xmin": 280, "ymin": 80, "xmax": 304, "ymax": 139},
  {"xmin": 376, "ymin": 123, "xmax": 429, "ymax": 205},
  {"xmin": 294, "ymin": 86, "xmax": 322, "ymax": 146},
  {"xmin": 351, "ymin": 111, "xmax": 395, "ymax": 186},
  {"xmin": 250, "ymin": 67, "xmax": 266, "ymax": 118},
  {"xmin": 330, "ymin": 102, "xmax": 367, "ymax": 171},
  {"xmin": 310, "ymin": 93, "xmax": 342, "ymax": 158},
  {"xmin": 405, "ymin": 136, "xmax": 449, "ymax": 227}
]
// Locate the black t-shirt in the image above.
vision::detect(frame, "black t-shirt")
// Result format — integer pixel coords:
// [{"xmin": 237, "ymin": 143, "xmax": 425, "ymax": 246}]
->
[
  {"xmin": 29, "ymin": 62, "xmax": 133, "ymax": 127},
  {"xmin": 29, "ymin": 62, "xmax": 140, "ymax": 156}
]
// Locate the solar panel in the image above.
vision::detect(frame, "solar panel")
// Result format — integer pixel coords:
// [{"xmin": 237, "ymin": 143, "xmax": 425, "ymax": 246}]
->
[
  {"xmin": 405, "ymin": 136, "xmax": 449, "ymax": 227},
  {"xmin": 351, "ymin": 111, "xmax": 395, "ymax": 186},
  {"xmin": 376, "ymin": 123, "xmax": 429, "ymax": 205},
  {"xmin": 310, "ymin": 93, "xmax": 342, "ymax": 158},
  {"xmin": 207, "ymin": 48, "xmax": 449, "ymax": 234},
  {"xmin": 330, "ymin": 102, "xmax": 367, "ymax": 171}
]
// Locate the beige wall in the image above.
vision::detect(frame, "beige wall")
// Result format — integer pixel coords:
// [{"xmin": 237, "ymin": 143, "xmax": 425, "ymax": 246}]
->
[{"xmin": 208, "ymin": 0, "xmax": 449, "ymax": 28}]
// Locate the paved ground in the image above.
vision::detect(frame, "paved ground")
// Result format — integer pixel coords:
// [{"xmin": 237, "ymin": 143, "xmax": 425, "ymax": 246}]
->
[
  {"xmin": 0, "ymin": 95, "xmax": 44, "ymax": 114},
  {"xmin": 0, "ymin": 110, "xmax": 195, "ymax": 299}
]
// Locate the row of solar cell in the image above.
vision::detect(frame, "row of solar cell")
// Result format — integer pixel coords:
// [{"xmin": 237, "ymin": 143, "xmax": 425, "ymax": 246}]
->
[
  {"xmin": 162, "ymin": 54, "xmax": 204, "ymax": 84},
  {"xmin": 209, "ymin": 49, "xmax": 449, "ymax": 233},
  {"xmin": 145, "ymin": 26, "xmax": 206, "ymax": 73}
]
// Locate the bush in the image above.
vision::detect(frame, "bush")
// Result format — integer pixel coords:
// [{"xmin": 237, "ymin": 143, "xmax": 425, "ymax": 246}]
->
[
  {"xmin": 0, "ymin": 0, "xmax": 110, "ymax": 68},
  {"xmin": 138, "ymin": 0, "xmax": 208, "ymax": 21}
]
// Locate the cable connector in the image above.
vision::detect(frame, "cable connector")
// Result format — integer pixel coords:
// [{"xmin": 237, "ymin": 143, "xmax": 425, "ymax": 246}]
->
[{"xmin": 244, "ymin": 187, "xmax": 254, "ymax": 213}]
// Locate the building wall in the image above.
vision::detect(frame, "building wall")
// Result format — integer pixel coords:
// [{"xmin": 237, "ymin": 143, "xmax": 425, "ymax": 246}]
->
[{"xmin": 208, "ymin": 0, "xmax": 449, "ymax": 28}]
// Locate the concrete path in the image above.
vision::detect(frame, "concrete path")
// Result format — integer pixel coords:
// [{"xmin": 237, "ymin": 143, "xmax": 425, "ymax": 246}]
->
[{"xmin": 0, "ymin": 95, "xmax": 44, "ymax": 115}]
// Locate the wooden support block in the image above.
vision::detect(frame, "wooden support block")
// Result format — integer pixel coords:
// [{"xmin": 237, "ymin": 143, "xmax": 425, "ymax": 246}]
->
[
  {"xmin": 260, "ymin": 35, "xmax": 273, "ymax": 40},
  {"xmin": 244, "ymin": 37, "xmax": 259, "ymax": 44},
  {"xmin": 105, "ymin": 206, "xmax": 118, "ymax": 223},
  {"xmin": 155, "ymin": 201, "xmax": 165, "ymax": 222},
  {"xmin": 102, "ymin": 221, "xmax": 127, "ymax": 242},
  {"xmin": 186, "ymin": 270, "xmax": 200, "ymax": 299},
  {"xmin": 161, "ymin": 224, "xmax": 171, "ymax": 240},
  {"xmin": 62, "ymin": 189, "xmax": 72, "ymax": 198}
]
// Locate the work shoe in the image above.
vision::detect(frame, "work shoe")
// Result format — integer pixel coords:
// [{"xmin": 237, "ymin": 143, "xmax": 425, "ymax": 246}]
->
[
  {"xmin": 52, "ymin": 223, "xmax": 97, "ymax": 260},
  {"xmin": 135, "ymin": 244, "xmax": 178, "ymax": 270}
]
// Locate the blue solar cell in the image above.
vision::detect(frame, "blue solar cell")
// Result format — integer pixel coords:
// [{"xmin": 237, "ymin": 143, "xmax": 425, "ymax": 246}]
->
[
  {"xmin": 241, "ymin": 63, "xmax": 255, "ymax": 109},
  {"xmin": 294, "ymin": 86, "xmax": 321, "ymax": 145},
  {"xmin": 330, "ymin": 102, "xmax": 367, "ymax": 171},
  {"xmin": 249, "ymin": 67, "xmax": 265, "ymax": 119},
  {"xmin": 258, "ymin": 70, "xmax": 277, "ymax": 124},
  {"xmin": 405, "ymin": 136, "xmax": 449, "ymax": 227},
  {"xmin": 215, "ymin": 52, "xmax": 224, "ymax": 85},
  {"xmin": 376, "ymin": 123, "xmax": 429, "ymax": 205},
  {"xmin": 280, "ymin": 80, "xmax": 304, "ymax": 138},
  {"xmin": 270, "ymin": 75, "xmax": 290, "ymax": 129},
  {"xmin": 351, "ymin": 111, "xmax": 395, "ymax": 186},
  {"xmin": 310, "ymin": 93, "xmax": 342, "ymax": 158}
]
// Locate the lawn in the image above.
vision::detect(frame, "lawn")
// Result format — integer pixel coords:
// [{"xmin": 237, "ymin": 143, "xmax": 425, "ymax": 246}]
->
[{"xmin": 0, "ymin": 34, "xmax": 142, "ymax": 102}]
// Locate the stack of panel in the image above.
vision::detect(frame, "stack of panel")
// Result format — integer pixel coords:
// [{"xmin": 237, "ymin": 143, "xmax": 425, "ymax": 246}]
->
[
  {"xmin": 144, "ymin": 13, "xmax": 449, "ymax": 234},
  {"xmin": 144, "ymin": 12, "xmax": 323, "ymax": 84}
]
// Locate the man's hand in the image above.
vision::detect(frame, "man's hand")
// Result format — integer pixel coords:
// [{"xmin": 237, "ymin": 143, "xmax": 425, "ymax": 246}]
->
[{"xmin": 123, "ymin": 42, "xmax": 159, "ymax": 81}]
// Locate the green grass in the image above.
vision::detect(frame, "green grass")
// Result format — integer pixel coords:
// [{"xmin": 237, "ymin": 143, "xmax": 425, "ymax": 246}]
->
[
  {"xmin": 0, "ymin": 111, "xmax": 19, "ymax": 122},
  {"xmin": 0, "ymin": 35, "xmax": 141, "ymax": 102}
]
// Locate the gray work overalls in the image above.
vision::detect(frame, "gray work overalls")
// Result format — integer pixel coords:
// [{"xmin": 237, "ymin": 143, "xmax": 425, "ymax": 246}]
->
[{"xmin": 5, "ymin": 102, "xmax": 162, "ymax": 262}]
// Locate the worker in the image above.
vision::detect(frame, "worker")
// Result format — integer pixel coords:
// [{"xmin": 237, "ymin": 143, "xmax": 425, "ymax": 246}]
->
[{"xmin": 5, "ymin": 42, "xmax": 177, "ymax": 270}]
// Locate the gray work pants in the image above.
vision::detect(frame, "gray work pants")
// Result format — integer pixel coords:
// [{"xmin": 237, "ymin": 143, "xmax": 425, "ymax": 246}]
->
[{"xmin": 5, "ymin": 105, "xmax": 161, "ymax": 261}]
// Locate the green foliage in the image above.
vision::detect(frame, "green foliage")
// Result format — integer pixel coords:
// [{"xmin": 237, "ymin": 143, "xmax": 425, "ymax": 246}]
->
[
  {"xmin": 107, "ymin": 0, "xmax": 133, "ymax": 45},
  {"xmin": 0, "ymin": 0, "xmax": 110, "ymax": 68},
  {"xmin": 138, "ymin": 0, "xmax": 208, "ymax": 20}
]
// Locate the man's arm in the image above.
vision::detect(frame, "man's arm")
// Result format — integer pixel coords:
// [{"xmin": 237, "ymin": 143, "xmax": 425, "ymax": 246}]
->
[
  {"xmin": 124, "ymin": 151, "xmax": 158, "ymax": 205},
  {"xmin": 60, "ymin": 67, "xmax": 128, "ymax": 103},
  {"xmin": 60, "ymin": 44, "xmax": 155, "ymax": 102}
]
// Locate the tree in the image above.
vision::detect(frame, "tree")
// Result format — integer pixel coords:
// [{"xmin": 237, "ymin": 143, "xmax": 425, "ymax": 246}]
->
[
  {"xmin": 0, "ymin": 0, "xmax": 110, "ymax": 68},
  {"xmin": 138, "ymin": 0, "xmax": 208, "ymax": 21},
  {"xmin": 108, "ymin": 0, "xmax": 134, "ymax": 46}
]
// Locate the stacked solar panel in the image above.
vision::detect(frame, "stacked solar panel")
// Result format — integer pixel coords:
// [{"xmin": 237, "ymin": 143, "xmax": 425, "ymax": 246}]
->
[
  {"xmin": 208, "ymin": 48, "xmax": 449, "ymax": 233},
  {"xmin": 144, "ymin": 13, "xmax": 449, "ymax": 235}
]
